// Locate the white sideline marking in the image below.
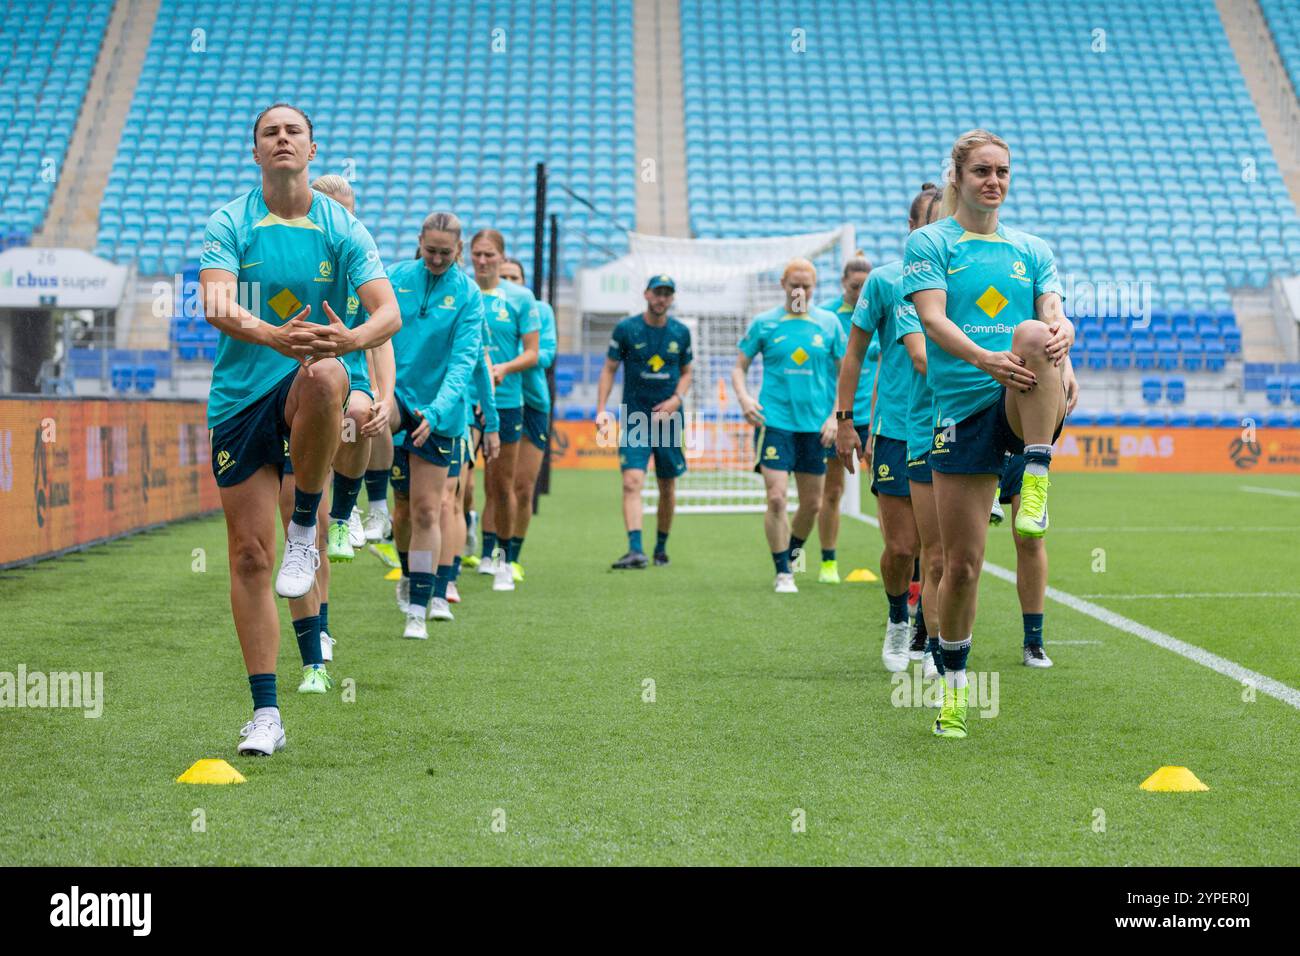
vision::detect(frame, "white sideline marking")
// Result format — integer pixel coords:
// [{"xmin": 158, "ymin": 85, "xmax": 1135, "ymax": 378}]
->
[
  {"xmin": 849, "ymin": 512, "xmax": 1300, "ymax": 710},
  {"xmin": 1241, "ymin": 485, "xmax": 1300, "ymax": 499},
  {"xmin": 1076, "ymin": 592, "xmax": 1300, "ymax": 600},
  {"xmin": 1045, "ymin": 640, "xmax": 1103, "ymax": 645}
]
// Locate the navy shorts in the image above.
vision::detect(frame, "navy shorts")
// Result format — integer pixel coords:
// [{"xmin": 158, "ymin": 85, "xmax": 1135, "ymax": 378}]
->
[
  {"xmin": 930, "ymin": 387, "xmax": 1065, "ymax": 477},
  {"xmin": 447, "ymin": 435, "xmax": 466, "ymax": 479},
  {"xmin": 754, "ymin": 426, "xmax": 826, "ymax": 475},
  {"xmin": 522, "ymin": 404, "xmax": 549, "ymax": 451},
  {"xmin": 391, "ymin": 444, "xmax": 409, "ymax": 497},
  {"xmin": 210, "ymin": 367, "xmax": 298, "ymax": 487},
  {"xmin": 871, "ymin": 434, "xmax": 911, "ymax": 498},
  {"xmin": 396, "ymin": 395, "xmax": 456, "ymax": 468},
  {"xmin": 619, "ymin": 406, "xmax": 687, "ymax": 477},
  {"xmin": 906, "ymin": 451, "xmax": 933, "ymax": 484},
  {"xmin": 999, "ymin": 453, "xmax": 1024, "ymax": 502},
  {"xmin": 498, "ymin": 406, "xmax": 524, "ymax": 444}
]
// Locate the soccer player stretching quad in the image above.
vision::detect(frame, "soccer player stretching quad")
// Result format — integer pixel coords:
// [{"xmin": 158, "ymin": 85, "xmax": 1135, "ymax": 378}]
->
[
  {"xmin": 596, "ymin": 275, "xmax": 693, "ymax": 569},
  {"xmin": 200, "ymin": 104, "xmax": 398, "ymax": 756},
  {"xmin": 732, "ymin": 259, "xmax": 845, "ymax": 593},
  {"xmin": 900, "ymin": 130, "xmax": 1072, "ymax": 739}
]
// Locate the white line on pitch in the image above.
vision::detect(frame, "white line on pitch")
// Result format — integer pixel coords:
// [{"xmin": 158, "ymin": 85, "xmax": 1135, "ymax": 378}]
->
[
  {"xmin": 1045, "ymin": 640, "xmax": 1103, "ymax": 645},
  {"xmin": 1075, "ymin": 592, "xmax": 1300, "ymax": 599},
  {"xmin": 1241, "ymin": 485, "xmax": 1300, "ymax": 498},
  {"xmin": 847, "ymin": 512, "xmax": 1300, "ymax": 710}
]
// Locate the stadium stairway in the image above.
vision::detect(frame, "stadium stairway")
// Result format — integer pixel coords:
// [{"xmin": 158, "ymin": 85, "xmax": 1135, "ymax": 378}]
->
[
  {"xmin": 633, "ymin": 0, "xmax": 690, "ymax": 236},
  {"xmin": 33, "ymin": 0, "xmax": 162, "ymax": 250},
  {"xmin": 1219, "ymin": 0, "xmax": 1300, "ymax": 210},
  {"xmin": 1235, "ymin": 286, "xmax": 1299, "ymax": 362}
]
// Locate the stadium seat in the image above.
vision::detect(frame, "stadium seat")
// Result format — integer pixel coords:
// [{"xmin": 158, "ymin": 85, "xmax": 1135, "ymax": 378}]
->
[
  {"xmin": 1168, "ymin": 412, "xmax": 1192, "ymax": 427},
  {"xmin": 1118, "ymin": 411, "xmax": 1144, "ymax": 427},
  {"xmin": 134, "ymin": 365, "xmax": 156, "ymax": 394},
  {"xmin": 1141, "ymin": 377, "xmax": 1162, "ymax": 404},
  {"xmin": 1289, "ymin": 377, "xmax": 1300, "ymax": 405},
  {"xmin": 110, "ymin": 365, "xmax": 133, "ymax": 394},
  {"xmin": 1192, "ymin": 412, "xmax": 1216, "ymax": 428},
  {"xmin": 1265, "ymin": 376, "xmax": 1286, "ymax": 405},
  {"xmin": 1166, "ymin": 377, "xmax": 1186, "ymax": 405},
  {"xmin": 1142, "ymin": 412, "xmax": 1168, "ymax": 427}
]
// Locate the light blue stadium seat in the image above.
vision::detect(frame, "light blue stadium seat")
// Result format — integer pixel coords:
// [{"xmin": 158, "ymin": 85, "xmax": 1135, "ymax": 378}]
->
[{"xmin": 1166, "ymin": 377, "xmax": 1186, "ymax": 404}]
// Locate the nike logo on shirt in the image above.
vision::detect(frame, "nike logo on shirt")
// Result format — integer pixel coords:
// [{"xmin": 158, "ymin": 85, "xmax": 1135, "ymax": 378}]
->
[{"xmin": 947, "ymin": 265, "xmax": 970, "ymax": 275}]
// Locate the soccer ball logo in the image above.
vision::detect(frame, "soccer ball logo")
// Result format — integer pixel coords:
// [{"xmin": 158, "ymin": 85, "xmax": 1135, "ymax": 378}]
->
[{"xmin": 318, "ymin": 260, "xmax": 333, "ymax": 278}]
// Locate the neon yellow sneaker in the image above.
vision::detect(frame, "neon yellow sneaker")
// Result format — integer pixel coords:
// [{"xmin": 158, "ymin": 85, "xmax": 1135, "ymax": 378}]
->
[
  {"xmin": 818, "ymin": 559, "xmax": 840, "ymax": 584},
  {"xmin": 510, "ymin": 561, "xmax": 524, "ymax": 583},
  {"xmin": 462, "ymin": 553, "xmax": 480, "ymax": 569},
  {"xmin": 326, "ymin": 520, "xmax": 354, "ymax": 562},
  {"xmin": 1014, "ymin": 472, "xmax": 1051, "ymax": 538},
  {"xmin": 297, "ymin": 664, "xmax": 334, "ymax": 694},
  {"xmin": 368, "ymin": 540, "xmax": 399, "ymax": 568},
  {"xmin": 932, "ymin": 682, "xmax": 968, "ymax": 738}
]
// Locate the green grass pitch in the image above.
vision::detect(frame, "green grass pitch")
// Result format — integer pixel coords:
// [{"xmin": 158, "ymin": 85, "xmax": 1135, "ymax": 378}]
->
[{"xmin": 1, "ymin": 470, "xmax": 1298, "ymax": 865}]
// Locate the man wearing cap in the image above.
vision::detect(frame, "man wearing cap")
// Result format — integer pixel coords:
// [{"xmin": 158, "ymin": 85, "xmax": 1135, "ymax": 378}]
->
[{"xmin": 595, "ymin": 275, "xmax": 694, "ymax": 569}]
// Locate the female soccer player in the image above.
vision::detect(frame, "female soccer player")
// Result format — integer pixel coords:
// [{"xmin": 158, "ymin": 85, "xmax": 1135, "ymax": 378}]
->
[
  {"xmin": 732, "ymin": 259, "xmax": 845, "ymax": 593},
  {"xmin": 891, "ymin": 184, "xmax": 945, "ymax": 684},
  {"xmin": 200, "ymin": 104, "xmax": 398, "ymax": 756},
  {"xmin": 899, "ymin": 130, "xmax": 1073, "ymax": 738},
  {"xmin": 595, "ymin": 275, "xmax": 693, "ymax": 569},
  {"xmin": 386, "ymin": 211, "xmax": 484, "ymax": 637},
  {"xmin": 498, "ymin": 257, "xmax": 554, "ymax": 580},
  {"xmin": 836, "ymin": 192, "xmax": 944, "ymax": 672},
  {"xmin": 470, "ymin": 230, "xmax": 540, "ymax": 591},
  {"xmin": 815, "ymin": 255, "xmax": 871, "ymax": 585}
]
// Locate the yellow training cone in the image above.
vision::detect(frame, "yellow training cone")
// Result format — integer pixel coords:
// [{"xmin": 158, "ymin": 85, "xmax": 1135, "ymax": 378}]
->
[
  {"xmin": 177, "ymin": 759, "xmax": 247, "ymax": 785},
  {"xmin": 1140, "ymin": 766, "xmax": 1208, "ymax": 792},
  {"xmin": 384, "ymin": 567, "xmax": 402, "ymax": 581},
  {"xmin": 844, "ymin": 568, "xmax": 879, "ymax": 583}
]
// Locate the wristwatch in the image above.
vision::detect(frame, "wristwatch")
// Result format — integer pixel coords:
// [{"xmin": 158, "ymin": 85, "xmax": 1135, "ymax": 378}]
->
[{"xmin": 835, "ymin": 409, "xmax": 854, "ymax": 422}]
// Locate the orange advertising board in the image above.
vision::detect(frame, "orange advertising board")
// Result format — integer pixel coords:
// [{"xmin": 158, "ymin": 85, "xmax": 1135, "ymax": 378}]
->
[
  {"xmin": 548, "ymin": 420, "xmax": 1300, "ymax": 474},
  {"xmin": 0, "ymin": 398, "xmax": 219, "ymax": 567}
]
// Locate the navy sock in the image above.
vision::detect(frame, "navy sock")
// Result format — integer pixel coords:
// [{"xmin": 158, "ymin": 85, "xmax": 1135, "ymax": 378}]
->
[
  {"xmin": 481, "ymin": 531, "xmax": 498, "ymax": 559},
  {"xmin": 293, "ymin": 615, "xmax": 323, "ymax": 667},
  {"xmin": 940, "ymin": 637, "xmax": 972, "ymax": 674},
  {"xmin": 319, "ymin": 601, "xmax": 329, "ymax": 634},
  {"xmin": 886, "ymin": 591, "xmax": 908, "ymax": 624},
  {"xmin": 912, "ymin": 557, "xmax": 921, "ymax": 582},
  {"xmin": 410, "ymin": 571, "xmax": 434, "ymax": 609},
  {"xmin": 788, "ymin": 534, "xmax": 805, "ymax": 559},
  {"xmin": 398, "ymin": 550, "xmax": 408, "ymax": 576},
  {"xmin": 248, "ymin": 672, "xmax": 277, "ymax": 710},
  {"xmin": 434, "ymin": 565, "xmax": 452, "ymax": 600},
  {"xmin": 655, "ymin": 530, "xmax": 669, "ymax": 554},
  {"xmin": 821, "ymin": 548, "xmax": 835, "ymax": 562},
  {"xmin": 772, "ymin": 550, "xmax": 791, "ymax": 574},
  {"xmin": 329, "ymin": 472, "xmax": 364, "ymax": 522},
  {"xmin": 925, "ymin": 638, "xmax": 945, "ymax": 675},
  {"xmin": 292, "ymin": 488, "xmax": 323, "ymax": 528},
  {"xmin": 1023, "ymin": 612, "xmax": 1044, "ymax": 647},
  {"xmin": 364, "ymin": 469, "xmax": 389, "ymax": 505},
  {"xmin": 628, "ymin": 529, "xmax": 643, "ymax": 554},
  {"xmin": 451, "ymin": 555, "xmax": 462, "ymax": 581},
  {"xmin": 1023, "ymin": 443, "xmax": 1052, "ymax": 476},
  {"xmin": 507, "ymin": 537, "xmax": 523, "ymax": 562},
  {"xmin": 914, "ymin": 602, "xmax": 928, "ymax": 642}
]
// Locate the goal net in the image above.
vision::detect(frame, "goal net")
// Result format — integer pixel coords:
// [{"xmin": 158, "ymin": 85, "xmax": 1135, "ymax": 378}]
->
[{"xmin": 612, "ymin": 225, "xmax": 862, "ymax": 516}]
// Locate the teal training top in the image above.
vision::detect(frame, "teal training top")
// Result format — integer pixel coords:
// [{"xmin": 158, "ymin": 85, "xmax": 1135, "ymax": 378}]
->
[
  {"xmin": 608, "ymin": 313, "xmax": 694, "ymax": 411},
  {"xmin": 469, "ymin": 336, "xmax": 499, "ymax": 434},
  {"xmin": 200, "ymin": 187, "xmax": 385, "ymax": 427},
  {"xmin": 818, "ymin": 295, "xmax": 879, "ymax": 424},
  {"xmin": 522, "ymin": 300, "xmax": 557, "ymax": 412},
  {"xmin": 481, "ymin": 279, "xmax": 542, "ymax": 410},
  {"xmin": 851, "ymin": 261, "xmax": 912, "ymax": 441},
  {"xmin": 738, "ymin": 305, "xmax": 846, "ymax": 433},
  {"xmin": 898, "ymin": 216, "xmax": 1063, "ymax": 428},
  {"xmin": 387, "ymin": 258, "xmax": 484, "ymax": 439},
  {"xmin": 893, "ymin": 293, "xmax": 933, "ymax": 461}
]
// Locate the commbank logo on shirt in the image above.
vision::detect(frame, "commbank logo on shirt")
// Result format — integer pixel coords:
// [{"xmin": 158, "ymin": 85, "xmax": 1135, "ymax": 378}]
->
[
  {"xmin": 268, "ymin": 288, "xmax": 302, "ymax": 320},
  {"xmin": 975, "ymin": 286, "xmax": 1008, "ymax": 319},
  {"xmin": 648, "ymin": 354, "xmax": 665, "ymax": 372},
  {"xmin": 791, "ymin": 346, "xmax": 809, "ymax": 366}
]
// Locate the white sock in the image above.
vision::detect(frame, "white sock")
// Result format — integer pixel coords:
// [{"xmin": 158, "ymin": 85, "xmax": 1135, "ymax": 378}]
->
[
  {"xmin": 1023, "ymin": 444, "xmax": 1052, "ymax": 477},
  {"xmin": 253, "ymin": 705, "xmax": 281, "ymax": 725},
  {"xmin": 287, "ymin": 521, "xmax": 316, "ymax": 544},
  {"xmin": 370, "ymin": 499, "xmax": 388, "ymax": 516}
]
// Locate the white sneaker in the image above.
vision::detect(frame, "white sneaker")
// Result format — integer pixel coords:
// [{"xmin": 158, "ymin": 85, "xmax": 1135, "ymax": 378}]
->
[
  {"xmin": 446, "ymin": 580, "xmax": 460, "ymax": 604},
  {"xmin": 275, "ymin": 538, "xmax": 320, "ymax": 598},
  {"xmin": 990, "ymin": 497, "xmax": 1005, "ymax": 526},
  {"xmin": 395, "ymin": 577, "xmax": 410, "ymax": 614},
  {"xmin": 477, "ymin": 554, "xmax": 496, "ymax": 575},
  {"xmin": 237, "ymin": 713, "xmax": 285, "ymax": 756},
  {"xmin": 922, "ymin": 650, "xmax": 939, "ymax": 682},
  {"xmin": 320, "ymin": 629, "xmax": 335, "ymax": 662},
  {"xmin": 774, "ymin": 572, "xmax": 798, "ymax": 593},
  {"xmin": 428, "ymin": 597, "xmax": 454, "ymax": 621},
  {"xmin": 348, "ymin": 506, "xmax": 366, "ymax": 547},
  {"xmin": 403, "ymin": 610, "xmax": 428, "ymax": 639},
  {"xmin": 363, "ymin": 507, "xmax": 391, "ymax": 542},
  {"xmin": 493, "ymin": 558, "xmax": 515, "ymax": 591},
  {"xmin": 882, "ymin": 620, "xmax": 911, "ymax": 672},
  {"xmin": 1023, "ymin": 644, "xmax": 1054, "ymax": 668}
]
